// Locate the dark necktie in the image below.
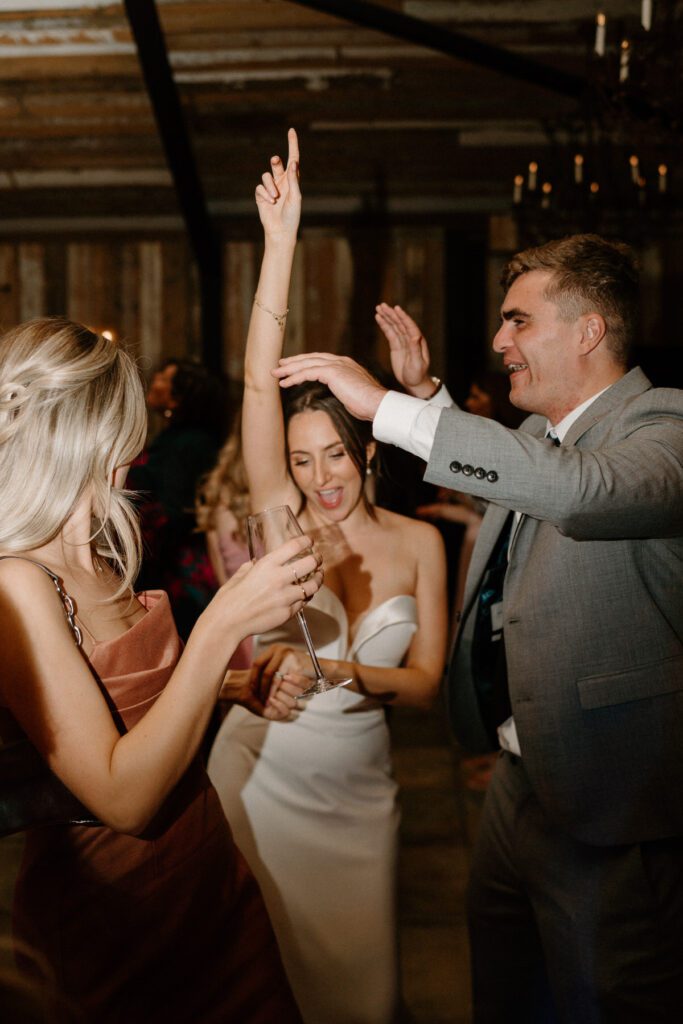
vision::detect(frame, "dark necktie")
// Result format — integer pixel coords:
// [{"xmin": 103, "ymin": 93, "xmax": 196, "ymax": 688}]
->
[
  {"xmin": 471, "ymin": 511, "xmax": 514, "ymax": 747},
  {"xmin": 470, "ymin": 432, "xmax": 560, "ymax": 745}
]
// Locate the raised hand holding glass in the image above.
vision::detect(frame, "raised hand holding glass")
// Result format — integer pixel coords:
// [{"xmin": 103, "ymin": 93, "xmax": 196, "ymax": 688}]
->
[{"xmin": 246, "ymin": 505, "xmax": 352, "ymax": 699}]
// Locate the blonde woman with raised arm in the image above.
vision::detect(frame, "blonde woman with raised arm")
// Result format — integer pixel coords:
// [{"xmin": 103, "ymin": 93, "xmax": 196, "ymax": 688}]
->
[
  {"xmin": 207, "ymin": 130, "xmax": 448, "ymax": 1024},
  {"xmin": 0, "ymin": 319, "xmax": 323, "ymax": 1023}
]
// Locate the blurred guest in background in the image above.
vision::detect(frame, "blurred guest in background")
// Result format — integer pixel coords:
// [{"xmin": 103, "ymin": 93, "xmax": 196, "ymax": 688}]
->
[
  {"xmin": 195, "ymin": 409, "xmax": 253, "ymax": 671},
  {"xmin": 128, "ymin": 358, "xmax": 229, "ymax": 639}
]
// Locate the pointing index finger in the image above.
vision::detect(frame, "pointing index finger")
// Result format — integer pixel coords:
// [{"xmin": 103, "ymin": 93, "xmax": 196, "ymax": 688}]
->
[{"xmin": 287, "ymin": 127, "xmax": 300, "ymax": 168}]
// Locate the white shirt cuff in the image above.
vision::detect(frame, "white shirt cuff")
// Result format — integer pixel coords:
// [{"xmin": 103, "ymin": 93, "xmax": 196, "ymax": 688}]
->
[{"xmin": 373, "ymin": 385, "xmax": 453, "ymax": 462}]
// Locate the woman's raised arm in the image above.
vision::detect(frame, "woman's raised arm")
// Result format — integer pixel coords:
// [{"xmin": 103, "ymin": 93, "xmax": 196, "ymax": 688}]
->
[{"xmin": 242, "ymin": 128, "xmax": 302, "ymax": 512}]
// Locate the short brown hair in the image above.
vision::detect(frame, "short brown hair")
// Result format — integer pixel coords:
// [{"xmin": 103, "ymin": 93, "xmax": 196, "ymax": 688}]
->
[{"xmin": 502, "ymin": 234, "xmax": 639, "ymax": 365}]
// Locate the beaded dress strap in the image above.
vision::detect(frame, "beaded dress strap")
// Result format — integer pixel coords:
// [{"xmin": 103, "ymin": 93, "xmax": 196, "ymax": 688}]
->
[{"xmin": 0, "ymin": 556, "xmax": 83, "ymax": 647}]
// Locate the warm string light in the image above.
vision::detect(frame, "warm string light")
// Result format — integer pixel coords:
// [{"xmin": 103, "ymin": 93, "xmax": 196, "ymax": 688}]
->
[
  {"xmin": 527, "ymin": 161, "xmax": 538, "ymax": 191},
  {"xmin": 512, "ymin": 2, "xmax": 675, "ymax": 235},
  {"xmin": 641, "ymin": 0, "xmax": 653, "ymax": 32},
  {"xmin": 629, "ymin": 154, "xmax": 640, "ymax": 184},
  {"xmin": 513, "ymin": 154, "xmax": 669, "ymax": 216},
  {"xmin": 573, "ymin": 154, "xmax": 584, "ymax": 184},
  {"xmin": 594, "ymin": 12, "xmax": 606, "ymax": 56},
  {"xmin": 619, "ymin": 39, "xmax": 631, "ymax": 83},
  {"xmin": 658, "ymin": 164, "xmax": 667, "ymax": 193}
]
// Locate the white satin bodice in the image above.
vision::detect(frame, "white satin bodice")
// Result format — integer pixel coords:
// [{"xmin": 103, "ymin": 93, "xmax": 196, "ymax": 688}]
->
[{"xmin": 255, "ymin": 585, "xmax": 418, "ymax": 715}]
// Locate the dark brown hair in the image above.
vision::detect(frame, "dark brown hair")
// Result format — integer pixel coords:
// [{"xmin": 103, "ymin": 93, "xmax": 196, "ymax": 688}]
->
[{"xmin": 502, "ymin": 234, "xmax": 639, "ymax": 365}]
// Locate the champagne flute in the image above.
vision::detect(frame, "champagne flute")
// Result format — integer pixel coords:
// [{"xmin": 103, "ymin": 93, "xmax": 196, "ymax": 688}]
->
[{"xmin": 247, "ymin": 505, "xmax": 352, "ymax": 700}]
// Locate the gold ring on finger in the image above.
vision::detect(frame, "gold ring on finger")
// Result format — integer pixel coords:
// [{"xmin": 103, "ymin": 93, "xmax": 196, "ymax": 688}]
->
[{"xmin": 300, "ymin": 585, "xmax": 307, "ymax": 602}]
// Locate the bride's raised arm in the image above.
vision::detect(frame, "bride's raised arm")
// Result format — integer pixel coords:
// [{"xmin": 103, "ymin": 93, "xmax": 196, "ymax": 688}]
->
[{"xmin": 242, "ymin": 128, "xmax": 302, "ymax": 512}]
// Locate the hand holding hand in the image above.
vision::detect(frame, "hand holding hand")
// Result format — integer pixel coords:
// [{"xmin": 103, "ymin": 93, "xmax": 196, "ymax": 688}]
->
[
  {"xmin": 375, "ymin": 303, "xmax": 432, "ymax": 396},
  {"xmin": 248, "ymin": 644, "xmax": 310, "ymax": 720},
  {"xmin": 221, "ymin": 660, "xmax": 306, "ymax": 721},
  {"xmin": 273, "ymin": 353, "xmax": 387, "ymax": 421},
  {"xmin": 255, "ymin": 127, "xmax": 301, "ymax": 242}
]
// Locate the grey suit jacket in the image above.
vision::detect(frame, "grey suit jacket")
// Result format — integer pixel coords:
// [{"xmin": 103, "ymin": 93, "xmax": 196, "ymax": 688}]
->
[{"xmin": 424, "ymin": 368, "xmax": 683, "ymax": 846}]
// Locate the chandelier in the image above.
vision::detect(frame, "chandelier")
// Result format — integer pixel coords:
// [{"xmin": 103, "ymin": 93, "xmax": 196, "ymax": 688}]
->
[{"xmin": 511, "ymin": 1, "xmax": 682, "ymax": 245}]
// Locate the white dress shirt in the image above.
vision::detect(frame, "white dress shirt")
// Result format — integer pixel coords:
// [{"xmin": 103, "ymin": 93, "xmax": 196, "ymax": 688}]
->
[{"xmin": 373, "ymin": 382, "xmax": 610, "ymax": 756}]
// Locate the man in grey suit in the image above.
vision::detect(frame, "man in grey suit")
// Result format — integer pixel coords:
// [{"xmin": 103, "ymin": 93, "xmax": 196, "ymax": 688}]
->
[{"xmin": 274, "ymin": 233, "xmax": 683, "ymax": 1023}]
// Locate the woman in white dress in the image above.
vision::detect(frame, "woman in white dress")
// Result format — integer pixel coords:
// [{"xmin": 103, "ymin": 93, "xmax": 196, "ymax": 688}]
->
[{"xmin": 207, "ymin": 130, "xmax": 448, "ymax": 1024}]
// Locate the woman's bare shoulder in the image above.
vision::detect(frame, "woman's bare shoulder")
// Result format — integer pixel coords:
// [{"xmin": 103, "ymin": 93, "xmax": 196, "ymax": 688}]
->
[
  {"xmin": 0, "ymin": 554, "xmax": 55, "ymax": 593},
  {"xmin": 374, "ymin": 506, "xmax": 444, "ymax": 546},
  {"xmin": 0, "ymin": 557, "xmax": 69, "ymax": 668}
]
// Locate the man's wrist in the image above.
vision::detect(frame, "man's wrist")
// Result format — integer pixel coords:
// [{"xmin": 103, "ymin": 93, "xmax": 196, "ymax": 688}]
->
[
  {"xmin": 368, "ymin": 386, "xmax": 389, "ymax": 420},
  {"xmin": 409, "ymin": 375, "xmax": 442, "ymax": 400}
]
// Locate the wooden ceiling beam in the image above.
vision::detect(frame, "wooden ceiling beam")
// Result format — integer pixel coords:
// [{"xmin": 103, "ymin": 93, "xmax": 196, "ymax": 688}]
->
[
  {"xmin": 286, "ymin": 0, "xmax": 585, "ymax": 99},
  {"xmin": 122, "ymin": 0, "xmax": 222, "ymax": 373}
]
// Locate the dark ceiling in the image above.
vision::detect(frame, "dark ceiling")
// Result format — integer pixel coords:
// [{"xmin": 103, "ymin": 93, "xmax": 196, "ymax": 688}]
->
[{"xmin": 0, "ymin": 1, "xmax": 679, "ymax": 232}]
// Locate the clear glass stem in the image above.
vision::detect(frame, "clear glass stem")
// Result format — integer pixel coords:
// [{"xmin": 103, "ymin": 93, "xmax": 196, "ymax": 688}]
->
[{"xmin": 295, "ymin": 610, "xmax": 326, "ymax": 682}]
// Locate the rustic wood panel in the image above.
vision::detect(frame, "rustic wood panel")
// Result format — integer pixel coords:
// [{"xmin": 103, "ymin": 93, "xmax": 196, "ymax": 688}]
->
[
  {"xmin": 0, "ymin": 244, "xmax": 20, "ymax": 329},
  {"xmin": 137, "ymin": 241, "xmax": 164, "ymax": 373},
  {"xmin": 17, "ymin": 242, "xmax": 45, "ymax": 320},
  {"xmin": 0, "ymin": 220, "xmax": 677, "ymax": 393},
  {"xmin": 299, "ymin": 232, "xmax": 353, "ymax": 357}
]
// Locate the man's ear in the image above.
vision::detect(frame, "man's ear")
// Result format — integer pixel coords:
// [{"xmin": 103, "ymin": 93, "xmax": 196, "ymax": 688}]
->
[{"xmin": 579, "ymin": 313, "xmax": 607, "ymax": 354}]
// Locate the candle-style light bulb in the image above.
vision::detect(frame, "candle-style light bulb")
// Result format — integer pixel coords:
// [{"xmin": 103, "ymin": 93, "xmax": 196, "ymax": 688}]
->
[
  {"xmin": 541, "ymin": 182, "xmax": 552, "ymax": 209},
  {"xmin": 574, "ymin": 154, "xmax": 584, "ymax": 184},
  {"xmin": 595, "ymin": 13, "xmax": 607, "ymax": 56},
  {"xmin": 528, "ymin": 161, "xmax": 538, "ymax": 191},
  {"xmin": 619, "ymin": 39, "xmax": 630, "ymax": 83},
  {"xmin": 658, "ymin": 164, "xmax": 668, "ymax": 194},
  {"xmin": 641, "ymin": 0, "xmax": 652, "ymax": 31},
  {"xmin": 629, "ymin": 154, "xmax": 640, "ymax": 184},
  {"xmin": 513, "ymin": 175, "xmax": 524, "ymax": 204}
]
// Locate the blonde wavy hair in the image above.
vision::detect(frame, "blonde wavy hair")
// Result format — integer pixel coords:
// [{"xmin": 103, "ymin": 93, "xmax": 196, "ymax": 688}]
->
[
  {"xmin": 195, "ymin": 411, "xmax": 250, "ymax": 540},
  {"xmin": 0, "ymin": 317, "xmax": 147, "ymax": 598}
]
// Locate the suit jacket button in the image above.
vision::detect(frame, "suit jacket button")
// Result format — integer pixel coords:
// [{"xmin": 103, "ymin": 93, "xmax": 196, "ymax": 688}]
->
[
  {"xmin": 474, "ymin": 467, "xmax": 486, "ymax": 480},
  {"xmin": 462, "ymin": 464, "xmax": 474, "ymax": 476},
  {"xmin": 449, "ymin": 460, "xmax": 462, "ymax": 473},
  {"xmin": 486, "ymin": 470, "xmax": 498, "ymax": 483}
]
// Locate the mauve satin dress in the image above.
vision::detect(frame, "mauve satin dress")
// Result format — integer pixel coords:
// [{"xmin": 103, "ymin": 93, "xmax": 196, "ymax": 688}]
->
[{"xmin": 12, "ymin": 591, "xmax": 301, "ymax": 1024}]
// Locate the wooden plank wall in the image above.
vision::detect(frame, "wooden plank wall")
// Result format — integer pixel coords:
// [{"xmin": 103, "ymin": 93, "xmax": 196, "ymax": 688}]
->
[{"xmin": 0, "ymin": 226, "xmax": 446, "ymax": 384}]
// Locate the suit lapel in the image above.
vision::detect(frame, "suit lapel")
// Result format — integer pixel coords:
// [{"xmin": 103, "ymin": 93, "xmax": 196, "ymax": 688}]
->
[
  {"xmin": 508, "ymin": 368, "xmax": 652, "ymax": 560},
  {"xmin": 563, "ymin": 366, "xmax": 651, "ymax": 448}
]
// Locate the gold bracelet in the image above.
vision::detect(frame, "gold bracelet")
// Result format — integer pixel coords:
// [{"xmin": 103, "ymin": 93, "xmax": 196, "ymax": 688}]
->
[{"xmin": 254, "ymin": 294, "xmax": 289, "ymax": 330}]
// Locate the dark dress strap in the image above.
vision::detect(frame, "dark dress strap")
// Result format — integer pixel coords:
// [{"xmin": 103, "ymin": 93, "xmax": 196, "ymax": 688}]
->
[{"xmin": 0, "ymin": 555, "xmax": 82, "ymax": 647}]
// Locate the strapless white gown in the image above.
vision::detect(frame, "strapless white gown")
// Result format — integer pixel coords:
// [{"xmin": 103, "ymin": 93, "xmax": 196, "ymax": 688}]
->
[{"xmin": 207, "ymin": 586, "xmax": 418, "ymax": 1024}]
